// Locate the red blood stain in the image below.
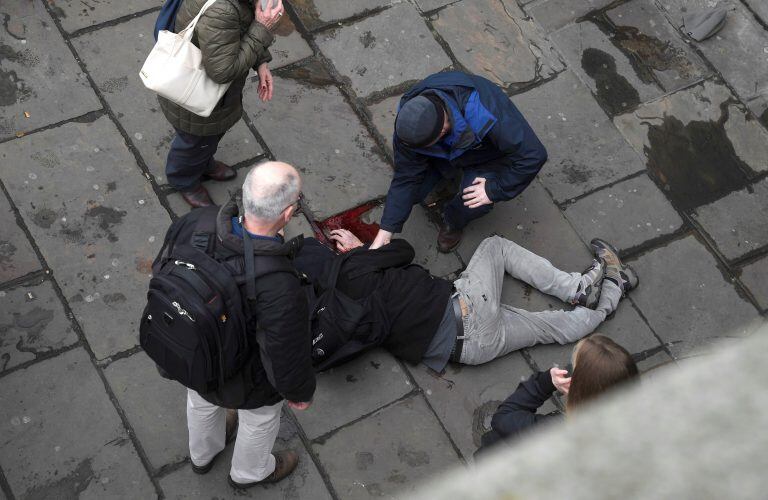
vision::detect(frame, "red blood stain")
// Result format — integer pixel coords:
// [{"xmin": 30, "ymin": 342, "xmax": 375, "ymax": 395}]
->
[{"xmin": 315, "ymin": 202, "xmax": 380, "ymax": 245}]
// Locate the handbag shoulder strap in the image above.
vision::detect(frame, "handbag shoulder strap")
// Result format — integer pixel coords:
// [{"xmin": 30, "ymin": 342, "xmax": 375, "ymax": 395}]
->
[{"xmin": 178, "ymin": 0, "xmax": 219, "ymax": 39}]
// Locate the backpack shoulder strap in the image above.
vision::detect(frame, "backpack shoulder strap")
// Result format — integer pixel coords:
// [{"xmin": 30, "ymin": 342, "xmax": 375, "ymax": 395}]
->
[{"xmin": 190, "ymin": 208, "xmax": 218, "ymax": 255}]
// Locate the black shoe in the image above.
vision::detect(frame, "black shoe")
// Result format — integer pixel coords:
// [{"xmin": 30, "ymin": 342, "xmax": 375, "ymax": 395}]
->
[
  {"xmin": 191, "ymin": 449, "xmax": 223, "ymax": 475},
  {"xmin": 228, "ymin": 450, "xmax": 299, "ymax": 489},
  {"xmin": 590, "ymin": 238, "xmax": 639, "ymax": 295},
  {"xmin": 437, "ymin": 222, "xmax": 462, "ymax": 253}
]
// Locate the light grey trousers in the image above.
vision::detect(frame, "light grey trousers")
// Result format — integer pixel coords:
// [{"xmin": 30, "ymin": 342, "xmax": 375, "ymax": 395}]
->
[{"xmin": 453, "ymin": 236, "xmax": 622, "ymax": 366}]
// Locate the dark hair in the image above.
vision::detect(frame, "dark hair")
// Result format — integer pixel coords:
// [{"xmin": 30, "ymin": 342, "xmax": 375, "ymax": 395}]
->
[{"xmin": 566, "ymin": 334, "xmax": 639, "ymax": 412}]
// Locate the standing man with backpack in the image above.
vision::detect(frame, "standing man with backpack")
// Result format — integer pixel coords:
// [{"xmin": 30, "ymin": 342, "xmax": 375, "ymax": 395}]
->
[
  {"xmin": 141, "ymin": 161, "xmax": 315, "ymax": 488},
  {"xmin": 158, "ymin": 0, "xmax": 284, "ymax": 208}
]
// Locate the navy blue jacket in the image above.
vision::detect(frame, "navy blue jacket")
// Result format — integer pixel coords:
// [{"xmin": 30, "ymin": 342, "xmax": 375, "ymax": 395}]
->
[{"xmin": 381, "ymin": 72, "xmax": 547, "ymax": 233}]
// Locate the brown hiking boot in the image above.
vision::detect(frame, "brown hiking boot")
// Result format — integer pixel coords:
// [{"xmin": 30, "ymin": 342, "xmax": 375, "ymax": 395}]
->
[
  {"xmin": 180, "ymin": 184, "xmax": 214, "ymax": 208},
  {"xmin": 228, "ymin": 450, "xmax": 299, "ymax": 489},
  {"xmin": 437, "ymin": 222, "xmax": 462, "ymax": 253},
  {"xmin": 203, "ymin": 160, "xmax": 237, "ymax": 182}
]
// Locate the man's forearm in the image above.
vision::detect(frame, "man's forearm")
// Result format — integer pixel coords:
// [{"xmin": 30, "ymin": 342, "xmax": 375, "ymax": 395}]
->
[{"xmin": 369, "ymin": 229, "xmax": 393, "ymax": 249}]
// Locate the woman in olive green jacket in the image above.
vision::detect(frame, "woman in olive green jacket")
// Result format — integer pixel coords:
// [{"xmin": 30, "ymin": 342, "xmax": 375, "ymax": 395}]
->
[{"xmin": 160, "ymin": 0, "xmax": 283, "ymax": 208}]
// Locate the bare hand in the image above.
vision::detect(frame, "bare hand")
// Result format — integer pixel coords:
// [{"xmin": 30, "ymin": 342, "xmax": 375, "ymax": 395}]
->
[
  {"xmin": 369, "ymin": 229, "xmax": 392, "ymax": 250},
  {"xmin": 288, "ymin": 400, "xmax": 311, "ymax": 411},
  {"xmin": 255, "ymin": 0, "xmax": 284, "ymax": 32},
  {"xmin": 257, "ymin": 62, "xmax": 274, "ymax": 102},
  {"xmin": 330, "ymin": 229, "xmax": 364, "ymax": 253},
  {"xmin": 462, "ymin": 177, "xmax": 492, "ymax": 209},
  {"xmin": 550, "ymin": 367, "xmax": 571, "ymax": 395}
]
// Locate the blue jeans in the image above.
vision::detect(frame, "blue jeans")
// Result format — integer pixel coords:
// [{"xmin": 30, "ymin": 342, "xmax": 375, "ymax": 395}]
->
[{"xmin": 165, "ymin": 128, "xmax": 225, "ymax": 190}]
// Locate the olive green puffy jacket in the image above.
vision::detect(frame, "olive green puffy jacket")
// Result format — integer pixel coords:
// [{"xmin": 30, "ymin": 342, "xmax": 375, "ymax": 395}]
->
[{"xmin": 159, "ymin": 0, "xmax": 273, "ymax": 136}]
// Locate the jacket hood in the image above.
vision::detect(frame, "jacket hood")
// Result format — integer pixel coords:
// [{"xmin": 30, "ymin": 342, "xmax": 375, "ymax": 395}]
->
[{"xmin": 216, "ymin": 192, "xmax": 303, "ymax": 258}]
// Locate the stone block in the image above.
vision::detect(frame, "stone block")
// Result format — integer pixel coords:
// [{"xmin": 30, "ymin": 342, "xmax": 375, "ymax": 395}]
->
[
  {"xmin": 363, "ymin": 205, "xmax": 462, "ymax": 278},
  {"xmin": 744, "ymin": 0, "xmax": 768, "ymax": 23},
  {"xmin": 432, "ymin": 0, "xmax": 563, "ymax": 88},
  {"xmin": 0, "ymin": 278, "xmax": 77, "ymax": 374},
  {"xmin": 529, "ymin": 0, "xmax": 617, "ymax": 32},
  {"xmin": 0, "ymin": 192, "xmax": 39, "ymax": 282},
  {"xmin": 270, "ymin": 16, "xmax": 314, "ymax": 69},
  {"xmin": 243, "ymin": 72, "xmax": 391, "ymax": 218},
  {"xmin": 166, "ymin": 175, "xmax": 244, "ymax": 218},
  {"xmin": 740, "ymin": 256, "xmax": 768, "ymax": 311},
  {"xmin": 285, "ymin": 213, "xmax": 316, "ymax": 240},
  {"xmin": 614, "ymin": 80, "xmax": 768, "ymax": 211},
  {"xmin": 629, "ymin": 236, "xmax": 763, "ymax": 359},
  {"xmin": 0, "ymin": 348, "xmax": 155, "ymax": 498},
  {"xmin": 564, "ymin": 174, "xmax": 684, "ymax": 252},
  {"xmin": 657, "ymin": 0, "xmax": 768, "ymax": 109},
  {"xmin": 367, "ymin": 94, "xmax": 400, "ymax": 154},
  {"xmin": 159, "ymin": 412, "xmax": 332, "ymax": 499},
  {"xmin": 73, "ymin": 13, "xmax": 262, "ymax": 184},
  {"xmin": 414, "ymin": 0, "xmax": 456, "ymax": 12},
  {"xmin": 316, "ymin": 3, "xmax": 451, "ymax": 98},
  {"xmin": 292, "ymin": 0, "xmax": 393, "ymax": 31},
  {"xmin": 49, "ymin": 0, "xmax": 158, "ymax": 33},
  {"xmin": 0, "ymin": 116, "xmax": 171, "ymax": 359},
  {"xmin": 294, "ymin": 349, "xmax": 412, "ymax": 440},
  {"xmin": 513, "ymin": 71, "xmax": 646, "ymax": 203},
  {"xmin": 104, "ymin": 352, "xmax": 187, "ymax": 470},
  {"xmin": 313, "ymin": 395, "xmax": 461, "ymax": 499},
  {"xmin": 692, "ymin": 178, "xmax": 768, "ymax": 261},
  {"xmin": 408, "ymin": 351, "xmax": 534, "ymax": 459},
  {"xmin": 0, "ymin": 1, "xmax": 100, "ymax": 140}
]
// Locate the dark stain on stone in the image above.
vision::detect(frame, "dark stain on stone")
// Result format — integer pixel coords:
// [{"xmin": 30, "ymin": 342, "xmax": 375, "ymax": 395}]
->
[
  {"xmin": 581, "ymin": 48, "xmax": 640, "ymax": 116},
  {"xmin": 472, "ymin": 400, "xmax": 502, "ymax": 447},
  {"xmin": 106, "ymin": 182, "xmax": 117, "ymax": 192},
  {"xmin": 554, "ymin": 160, "xmax": 591, "ymax": 185},
  {"xmin": 103, "ymin": 293, "xmax": 126, "ymax": 305},
  {"xmin": 370, "ymin": 360, "xmax": 380, "ymax": 369},
  {"xmin": 1, "ymin": 306, "xmax": 54, "ymax": 348},
  {"xmin": 365, "ymin": 483, "xmax": 384, "ymax": 496},
  {"xmin": 32, "ymin": 208, "xmax": 57, "ymax": 229},
  {"xmin": 0, "ymin": 239, "xmax": 17, "ymax": 266},
  {"xmin": 387, "ymin": 471, "xmax": 407, "ymax": 484},
  {"xmin": 759, "ymin": 108, "xmax": 768, "ymax": 129},
  {"xmin": 0, "ymin": 64, "xmax": 33, "ymax": 106},
  {"xmin": 644, "ymin": 114, "xmax": 750, "ymax": 210},
  {"xmin": 345, "ymin": 374, "xmax": 358, "ymax": 383},
  {"xmin": 100, "ymin": 76, "xmax": 128, "ymax": 94},
  {"xmin": 355, "ymin": 451, "xmax": 374, "ymax": 470},
  {"xmin": 2, "ymin": 13, "xmax": 28, "ymax": 40},
  {"xmin": 279, "ymin": 59, "xmax": 334, "ymax": 87},
  {"xmin": 85, "ymin": 205, "xmax": 126, "ymax": 242},
  {"xmin": 611, "ymin": 26, "xmax": 696, "ymax": 84},
  {"xmin": 397, "ymin": 445, "xmax": 430, "ymax": 467},
  {"xmin": 60, "ymin": 227, "xmax": 85, "ymax": 244},
  {"xmin": 24, "ymin": 458, "xmax": 93, "ymax": 499},
  {"xmin": 1, "ymin": 352, "xmax": 9, "ymax": 372},
  {"xmin": 360, "ymin": 31, "xmax": 376, "ymax": 49},
  {"xmin": 289, "ymin": 0, "xmax": 323, "ymax": 31}
]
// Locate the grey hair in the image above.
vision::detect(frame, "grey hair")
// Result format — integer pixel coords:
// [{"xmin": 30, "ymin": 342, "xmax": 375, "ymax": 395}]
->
[{"xmin": 241, "ymin": 164, "xmax": 300, "ymax": 221}]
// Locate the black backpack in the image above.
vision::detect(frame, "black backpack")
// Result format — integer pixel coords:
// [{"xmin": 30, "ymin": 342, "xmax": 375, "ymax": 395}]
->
[
  {"xmin": 307, "ymin": 250, "xmax": 388, "ymax": 371},
  {"xmin": 139, "ymin": 209, "xmax": 292, "ymax": 393}
]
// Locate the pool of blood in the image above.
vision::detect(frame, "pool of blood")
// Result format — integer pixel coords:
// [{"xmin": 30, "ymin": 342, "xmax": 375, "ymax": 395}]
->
[{"xmin": 315, "ymin": 202, "xmax": 380, "ymax": 245}]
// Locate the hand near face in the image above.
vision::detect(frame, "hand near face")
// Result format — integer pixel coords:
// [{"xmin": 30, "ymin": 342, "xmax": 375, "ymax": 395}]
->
[
  {"xmin": 255, "ymin": 0, "xmax": 284, "ymax": 32},
  {"xmin": 257, "ymin": 63, "xmax": 274, "ymax": 102},
  {"xmin": 329, "ymin": 229, "xmax": 364, "ymax": 253},
  {"xmin": 550, "ymin": 367, "xmax": 571, "ymax": 395},
  {"xmin": 462, "ymin": 177, "xmax": 492, "ymax": 209}
]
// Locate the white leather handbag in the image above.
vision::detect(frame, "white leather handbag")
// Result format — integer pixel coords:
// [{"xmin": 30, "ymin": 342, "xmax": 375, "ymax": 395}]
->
[{"xmin": 139, "ymin": 0, "xmax": 231, "ymax": 117}]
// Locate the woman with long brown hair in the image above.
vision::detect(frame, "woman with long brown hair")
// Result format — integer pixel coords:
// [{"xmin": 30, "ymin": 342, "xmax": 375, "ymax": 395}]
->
[{"xmin": 477, "ymin": 334, "xmax": 639, "ymax": 454}]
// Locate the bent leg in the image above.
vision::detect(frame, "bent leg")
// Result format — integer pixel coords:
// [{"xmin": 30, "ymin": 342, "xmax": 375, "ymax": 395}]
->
[
  {"xmin": 230, "ymin": 401, "xmax": 283, "ymax": 483},
  {"xmin": 187, "ymin": 389, "xmax": 226, "ymax": 466},
  {"xmin": 442, "ymin": 169, "xmax": 494, "ymax": 230}
]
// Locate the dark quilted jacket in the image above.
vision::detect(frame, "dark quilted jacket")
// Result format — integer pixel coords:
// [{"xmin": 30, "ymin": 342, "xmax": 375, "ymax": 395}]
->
[{"xmin": 159, "ymin": 0, "xmax": 273, "ymax": 136}]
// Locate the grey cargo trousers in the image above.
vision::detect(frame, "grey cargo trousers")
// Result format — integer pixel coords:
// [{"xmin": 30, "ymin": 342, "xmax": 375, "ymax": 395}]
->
[{"xmin": 453, "ymin": 236, "xmax": 622, "ymax": 365}]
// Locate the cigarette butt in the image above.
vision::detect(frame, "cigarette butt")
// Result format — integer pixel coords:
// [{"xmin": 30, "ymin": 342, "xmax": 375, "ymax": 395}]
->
[
  {"xmin": 24, "ymin": 111, "xmax": 30, "ymax": 118},
  {"xmin": 15, "ymin": 131, "xmax": 25, "ymax": 138}
]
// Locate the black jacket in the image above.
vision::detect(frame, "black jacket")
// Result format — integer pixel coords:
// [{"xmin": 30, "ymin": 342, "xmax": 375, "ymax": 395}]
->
[
  {"xmin": 179, "ymin": 198, "xmax": 316, "ymax": 408},
  {"xmin": 477, "ymin": 370, "xmax": 562, "ymax": 455},
  {"xmin": 293, "ymin": 238, "xmax": 453, "ymax": 364}
]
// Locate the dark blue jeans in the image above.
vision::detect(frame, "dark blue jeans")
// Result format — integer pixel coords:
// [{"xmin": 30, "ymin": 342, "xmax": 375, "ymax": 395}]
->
[{"xmin": 165, "ymin": 128, "xmax": 225, "ymax": 190}]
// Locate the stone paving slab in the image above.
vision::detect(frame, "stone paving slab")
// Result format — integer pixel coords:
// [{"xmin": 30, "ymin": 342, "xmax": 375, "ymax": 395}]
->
[
  {"xmin": 0, "ymin": 116, "xmax": 170, "ymax": 359},
  {"xmin": 244, "ymin": 72, "xmax": 392, "ymax": 218},
  {"xmin": 72, "ymin": 13, "xmax": 262, "ymax": 184},
  {"xmin": 49, "ymin": 0, "xmax": 158, "ymax": 33},
  {"xmin": 407, "ymin": 351, "xmax": 534, "ymax": 460},
  {"xmin": 657, "ymin": 0, "xmax": 768, "ymax": 116},
  {"xmin": 431, "ymin": 0, "xmax": 564, "ymax": 89},
  {"xmin": 104, "ymin": 352, "xmax": 187, "ymax": 471},
  {"xmin": 744, "ymin": 0, "xmax": 768, "ymax": 23},
  {"xmin": 0, "ymin": 0, "xmax": 100, "ymax": 140},
  {"xmin": 367, "ymin": 93, "xmax": 400, "ymax": 154},
  {"xmin": 160, "ymin": 411, "xmax": 333, "ymax": 499},
  {"xmin": 0, "ymin": 277, "xmax": 77, "ymax": 373},
  {"xmin": 0, "ymin": 191, "xmax": 40, "ymax": 282},
  {"xmin": 529, "ymin": 0, "xmax": 617, "ymax": 32},
  {"xmin": 363, "ymin": 204, "xmax": 462, "ymax": 278},
  {"xmin": 313, "ymin": 395, "xmax": 461, "ymax": 499},
  {"xmin": 513, "ymin": 71, "xmax": 647, "ymax": 203},
  {"xmin": 614, "ymin": 80, "xmax": 768, "ymax": 211},
  {"xmin": 292, "ymin": 0, "xmax": 393, "ymax": 31},
  {"xmin": 270, "ymin": 16, "xmax": 315, "ymax": 69},
  {"xmin": 166, "ymin": 175, "xmax": 244, "ymax": 217},
  {"xmin": 0, "ymin": 348, "xmax": 155, "ymax": 498},
  {"xmin": 740, "ymin": 256, "xmax": 768, "ymax": 311},
  {"xmin": 316, "ymin": 3, "xmax": 452, "ymax": 98},
  {"xmin": 414, "ymin": 0, "xmax": 456, "ymax": 12},
  {"xmin": 295, "ymin": 349, "xmax": 412, "ymax": 440},
  {"xmin": 629, "ymin": 236, "xmax": 763, "ymax": 359},
  {"xmin": 564, "ymin": 174, "xmax": 685, "ymax": 252},
  {"xmin": 692, "ymin": 178, "xmax": 768, "ymax": 261}
]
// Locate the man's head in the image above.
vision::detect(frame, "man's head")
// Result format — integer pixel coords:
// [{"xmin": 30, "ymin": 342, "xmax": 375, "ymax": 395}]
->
[
  {"xmin": 395, "ymin": 94, "xmax": 451, "ymax": 148},
  {"xmin": 241, "ymin": 161, "xmax": 301, "ymax": 231}
]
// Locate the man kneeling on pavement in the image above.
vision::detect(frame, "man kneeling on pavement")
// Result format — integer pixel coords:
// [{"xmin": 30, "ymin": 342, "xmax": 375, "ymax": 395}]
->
[{"xmin": 295, "ymin": 229, "xmax": 638, "ymax": 374}]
